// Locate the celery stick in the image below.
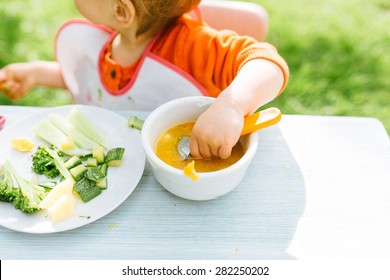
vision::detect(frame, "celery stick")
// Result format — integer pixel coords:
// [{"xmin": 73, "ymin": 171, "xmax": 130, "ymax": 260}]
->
[
  {"xmin": 33, "ymin": 119, "xmax": 82, "ymax": 156},
  {"xmin": 42, "ymin": 146, "xmax": 74, "ymax": 182},
  {"xmin": 67, "ymin": 108, "xmax": 109, "ymax": 148},
  {"xmin": 48, "ymin": 113, "xmax": 99, "ymax": 150}
]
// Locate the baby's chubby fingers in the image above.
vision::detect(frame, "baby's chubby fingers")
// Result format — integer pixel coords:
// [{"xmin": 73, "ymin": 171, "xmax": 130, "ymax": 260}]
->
[
  {"xmin": 0, "ymin": 79, "xmax": 22, "ymax": 100},
  {"xmin": 0, "ymin": 69, "xmax": 15, "ymax": 96},
  {"xmin": 189, "ymin": 98, "xmax": 244, "ymax": 159},
  {"xmin": 7, "ymin": 83, "xmax": 24, "ymax": 100},
  {"xmin": 198, "ymin": 140, "xmax": 213, "ymax": 159},
  {"xmin": 0, "ymin": 64, "xmax": 36, "ymax": 100},
  {"xmin": 190, "ymin": 137, "xmax": 235, "ymax": 159},
  {"xmin": 0, "ymin": 68, "xmax": 6, "ymax": 79},
  {"xmin": 189, "ymin": 136, "xmax": 201, "ymax": 159},
  {"xmin": 0, "ymin": 71, "xmax": 8, "ymax": 89},
  {"xmin": 210, "ymin": 142, "xmax": 222, "ymax": 159},
  {"xmin": 218, "ymin": 142, "xmax": 234, "ymax": 159},
  {"xmin": 189, "ymin": 135, "xmax": 213, "ymax": 159},
  {"xmin": 208, "ymin": 138, "xmax": 232, "ymax": 159}
]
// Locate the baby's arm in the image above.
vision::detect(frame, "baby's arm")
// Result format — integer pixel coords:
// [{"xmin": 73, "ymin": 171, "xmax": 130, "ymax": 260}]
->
[
  {"xmin": 0, "ymin": 61, "xmax": 65, "ymax": 100},
  {"xmin": 190, "ymin": 59, "xmax": 284, "ymax": 159}
]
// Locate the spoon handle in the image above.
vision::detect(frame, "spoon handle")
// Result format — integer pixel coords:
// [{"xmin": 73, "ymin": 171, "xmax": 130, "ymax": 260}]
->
[{"xmin": 241, "ymin": 107, "xmax": 281, "ymax": 135}]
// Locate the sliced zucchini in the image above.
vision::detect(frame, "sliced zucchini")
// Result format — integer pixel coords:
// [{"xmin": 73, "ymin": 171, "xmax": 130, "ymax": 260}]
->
[
  {"xmin": 74, "ymin": 177, "xmax": 102, "ymax": 202},
  {"xmin": 92, "ymin": 145, "xmax": 105, "ymax": 164},
  {"xmin": 84, "ymin": 167, "xmax": 105, "ymax": 182},
  {"xmin": 99, "ymin": 163, "xmax": 108, "ymax": 176},
  {"xmin": 96, "ymin": 177, "xmax": 107, "ymax": 190},
  {"xmin": 97, "ymin": 163, "xmax": 108, "ymax": 189},
  {"xmin": 37, "ymin": 181, "xmax": 57, "ymax": 189},
  {"xmin": 86, "ymin": 157, "xmax": 98, "ymax": 167},
  {"xmin": 70, "ymin": 164, "xmax": 87, "ymax": 181},
  {"xmin": 105, "ymin": 147, "xmax": 125, "ymax": 166},
  {"xmin": 128, "ymin": 116, "xmax": 144, "ymax": 130},
  {"xmin": 79, "ymin": 153, "xmax": 93, "ymax": 161},
  {"xmin": 64, "ymin": 156, "xmax": 82, "ymax": 170}
]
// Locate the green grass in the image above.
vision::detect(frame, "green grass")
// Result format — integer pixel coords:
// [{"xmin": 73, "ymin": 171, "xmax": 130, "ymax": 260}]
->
[
  {"xmin": 1, "ymin": 0, "xmax": 389, "ymax": 133},
  {"xmin": 258, "ymin": 0, "xmax": 390, "ymax": 132}
]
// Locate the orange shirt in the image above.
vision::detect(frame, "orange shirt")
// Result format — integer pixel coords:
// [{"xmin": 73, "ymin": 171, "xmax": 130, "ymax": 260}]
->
[{"xmin": 101, "ymin": 14, "xmax": 289, "ymax": 97}]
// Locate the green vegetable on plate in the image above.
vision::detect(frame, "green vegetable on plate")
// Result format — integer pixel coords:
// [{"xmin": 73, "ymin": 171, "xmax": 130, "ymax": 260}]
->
[
  {"xmin": 128, "ymin": 116, "xmax": 144, "ymax": 130},
  {"xmin": 84, "ymin": 167, "xmax": 105, "ymax": 182},
  {"xmin": 105, "ymin": 147, "xmax": 125, "ymax": 166},
  {"xmin": 92, "ymin": 145, "xmax": 105, "ymax": 164},
  {"xmin": 69, "ymin": 164, "xmax": 88, "ymax": 181},
  {"xmin": 31, "ymin": 145, "xmax": 63, "ymax": 179},
  {"xmin": 1, "ymin": 160, "xmax": 48, "ymax": 213},
  {"xmin": 33, "ymin": 119, "xmax": 82, "ymax": 156},
  {"xmin": 48, "ymin": 113, "xmax": 99, "ymax": 150},
  {"xmin": 38, "ymin": 146, "xmax": 74, "ymax": 181},
  {"xmin": 64, "ymin": 156, "xmax": 82, "ymax": 170},
  {"xmin": 0, "ymin": 161, "xmax": 19, "ymax": 203},
  {"xmin": 67, "ymin": 108, "xmax": 109, "ymax": 148},
  {"xmin": 86, "ymin": 157, "xmax": 98, "ymax": 167},
  {"xmin": 73, "ymin": 177, "xmax": 102, "ymax": 202}
]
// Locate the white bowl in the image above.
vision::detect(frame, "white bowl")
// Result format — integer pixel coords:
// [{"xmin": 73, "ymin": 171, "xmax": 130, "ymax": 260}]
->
[{"xmin": 141, "ymin": 96, "xmax": 258, "ymax": 200}]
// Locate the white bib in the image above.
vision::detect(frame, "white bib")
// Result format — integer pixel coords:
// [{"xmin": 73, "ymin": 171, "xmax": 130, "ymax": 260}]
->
[{"xmin": 56, "ymin": 21, "xmax": 207, "ymax": 110}]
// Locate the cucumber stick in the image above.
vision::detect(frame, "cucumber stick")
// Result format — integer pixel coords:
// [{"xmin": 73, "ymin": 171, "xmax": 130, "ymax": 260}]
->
[
  {"xmin": 48, "ymin": 114, "xmax": 99, "ymax": 150},
  {"xmin": 67, "ymin": 108, "xmax": 109, "ymax": 148},
  {"xmin": 33, "ymin": 119, "xmax": 82, "ymax": 156}
]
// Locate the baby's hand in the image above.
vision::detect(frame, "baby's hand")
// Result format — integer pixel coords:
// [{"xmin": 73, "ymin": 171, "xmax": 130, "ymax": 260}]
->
[
  {"xmin": 0, "ymin": 63, "xmax": 37, "ymax": 100},
  {"xmin": 190, "ymin": 98, "xmax": 244, "ymax": 159}
]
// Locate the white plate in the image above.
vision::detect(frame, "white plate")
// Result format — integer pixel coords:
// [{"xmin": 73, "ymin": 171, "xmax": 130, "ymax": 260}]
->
[{"xmin": 0, "ymin": 105, "xmax": 145, "ymax": 233}]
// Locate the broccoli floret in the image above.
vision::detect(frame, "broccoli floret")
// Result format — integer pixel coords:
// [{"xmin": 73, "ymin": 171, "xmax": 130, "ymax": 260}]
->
[
  {"xmin": 31, "ymin": 145, "xmax": 63, "ymax": 179},
  {"xmin": 0, "ymin": 162, "xmax": 19, "ymax": 202},
  {"xmin": 12, "ymin": 178, "xmax": 48, "ymax": 213},
  {"xmin": 5, "ymin": 159, "xmax": 48, "ymax": 213}
]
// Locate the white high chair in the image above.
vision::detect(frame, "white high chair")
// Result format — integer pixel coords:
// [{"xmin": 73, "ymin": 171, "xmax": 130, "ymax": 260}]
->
[{"xmin": 192, "ymin": 0, "xmax": 269, "ymax": 41}]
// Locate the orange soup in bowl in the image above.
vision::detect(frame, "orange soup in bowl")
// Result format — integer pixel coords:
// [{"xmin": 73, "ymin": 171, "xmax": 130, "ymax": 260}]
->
[{"xmin": 155, "ymin": 122, "xmax": 244, "ymax": 172}]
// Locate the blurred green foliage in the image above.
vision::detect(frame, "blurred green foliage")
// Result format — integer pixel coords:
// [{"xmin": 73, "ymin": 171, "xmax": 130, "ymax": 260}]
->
[
  {"xmin": 259, "ymin": 0, "xmax": 390, "ymax": 132},
  {"xmin": 0, "ymin": 0, "xmax": 78, "ymax": 106},
  {"xmin": 1, "ymin": 0, "xmax": 389, "ymax": 132}
]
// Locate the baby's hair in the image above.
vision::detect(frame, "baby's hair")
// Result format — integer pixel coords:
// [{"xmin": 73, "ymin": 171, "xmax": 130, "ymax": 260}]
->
[{"xmin": 131, "ymin": 0, "xmax": 201, "ymax": 36}]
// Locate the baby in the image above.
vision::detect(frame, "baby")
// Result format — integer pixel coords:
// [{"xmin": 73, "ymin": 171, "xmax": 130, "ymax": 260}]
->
[{"xmin": 0, "ymin": 0, "xmax": 289, "ymax": 159}]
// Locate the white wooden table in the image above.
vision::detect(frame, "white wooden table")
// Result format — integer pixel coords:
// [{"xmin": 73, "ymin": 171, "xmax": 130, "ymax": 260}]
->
[{"xmin": 1, "ymin": 105, "xmax": 390, "ymax": 260}]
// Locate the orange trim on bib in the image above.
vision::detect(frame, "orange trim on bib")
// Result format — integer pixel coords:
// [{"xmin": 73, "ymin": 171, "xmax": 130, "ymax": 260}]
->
[{"xmin": 101, "ymin": 44, "xmax": 140, "ymax": 91}]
